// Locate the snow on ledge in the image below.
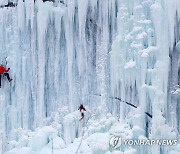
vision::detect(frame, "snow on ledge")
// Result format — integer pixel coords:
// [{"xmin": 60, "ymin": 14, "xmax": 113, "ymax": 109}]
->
[{"xmin": 124, "ymin": 60, "xmax": 136, "ymax": 69}]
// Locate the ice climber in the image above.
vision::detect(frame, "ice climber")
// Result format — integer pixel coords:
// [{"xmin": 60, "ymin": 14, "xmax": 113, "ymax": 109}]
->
[
  {"xmin": 0, "ymin": 66, "xmax": 12, "ymax": 88},
  {"xmin": 78, "ymin": 104, "xmax": 86, "ymax": 120}
]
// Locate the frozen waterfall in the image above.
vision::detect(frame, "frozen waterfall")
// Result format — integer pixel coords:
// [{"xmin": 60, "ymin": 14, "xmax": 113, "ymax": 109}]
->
[{"xmin": 0, "ymin": 0, "xmax": 180, "ymax": 154}]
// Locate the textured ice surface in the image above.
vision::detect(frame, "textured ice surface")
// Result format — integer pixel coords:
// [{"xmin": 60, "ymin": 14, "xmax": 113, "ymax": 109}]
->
[
  {"xmin": 6, "ymin": 111, "xmax": 135, "ymax": 154},
  {"xmin": 0, "ymin": 0, "xmax": 8, "ymax": 5},
  {"xmin": 0, "ymin": 0, "xmax": 180, "ymax": 154}
]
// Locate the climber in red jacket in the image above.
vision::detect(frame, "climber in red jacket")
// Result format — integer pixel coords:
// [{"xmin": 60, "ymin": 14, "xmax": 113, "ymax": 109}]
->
[{"xmin": 0, "ymin": 66, "xmax": 12, "ymax": 88}]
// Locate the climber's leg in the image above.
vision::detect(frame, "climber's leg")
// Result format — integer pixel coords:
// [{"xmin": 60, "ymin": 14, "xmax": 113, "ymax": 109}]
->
[
  {"xmin": 80, "ymin": 112, "xmax": 84, "ymax": 121},
  {"xmin": 4, "ymin": 73, "xmax": 12, "ymax": 82}
]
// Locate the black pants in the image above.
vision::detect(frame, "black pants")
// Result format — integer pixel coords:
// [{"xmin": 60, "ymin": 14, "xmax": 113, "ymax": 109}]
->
[
  {"xmin": 80, "ymin": 112, "xmax": 84, "ymax": 120},
  {"xmin": 0, "ymin": 73, "xmax": 10, "ymax": 86}
]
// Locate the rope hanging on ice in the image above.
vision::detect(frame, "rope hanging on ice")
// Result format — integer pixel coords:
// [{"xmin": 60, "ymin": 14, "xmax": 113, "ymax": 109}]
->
[
  {"xmin": 93, "ymin": 94, "xmax": 152, "ymax": 118},
  {"xmin": 75, "ymin": 119, "xmax": 85, "ymax": 154}
]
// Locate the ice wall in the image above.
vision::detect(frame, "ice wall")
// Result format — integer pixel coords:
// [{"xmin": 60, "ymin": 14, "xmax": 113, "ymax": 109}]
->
[
  {"xmin": 0, "ymin": 0, "xmax": 8, "ymax": 5},
  {"xmin": 110, "ymin": 0, "xmax": 180, "ymax": 153},
  {"xmin": 0, "ymin": 0, "xmax": 180, "ymax": 153},
  {"xmin": 167, "ymin": 0, "xmax": 180, "ymax": 135},
  {"xmin": 0, "ymin": 0, "xmax": 118, "ymax": 150}
]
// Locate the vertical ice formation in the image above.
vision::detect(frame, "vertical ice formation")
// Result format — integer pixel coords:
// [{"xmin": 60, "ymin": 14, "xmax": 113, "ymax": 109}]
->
[
  {"xmin": 0, "ymin": 0, "xmax": 118, "ymax": 148},
  {"xmin": 0, "ymin": 0, "xmax": 180, "ymax": 153},
  {"xmin": 167, "ymin": 0, "xmax": 180, "ymax": 136},
  {"xmin": 110, "ymin": 0, "xmax": 180, "ymax": 153}
]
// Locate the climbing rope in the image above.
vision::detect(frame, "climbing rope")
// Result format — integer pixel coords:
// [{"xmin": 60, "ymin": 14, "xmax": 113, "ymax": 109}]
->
[
  {"xmin": 92, "ymin": 93, "xmax": 152, "ymax": 118},
  {"xmin": 75, "ymin": 119, "xmax": 85, "ymax": 154}
]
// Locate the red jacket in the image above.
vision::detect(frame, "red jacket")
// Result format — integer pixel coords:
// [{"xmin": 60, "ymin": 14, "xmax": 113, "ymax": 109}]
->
[{"xmin": 0, "ymin": 66, "xmax": 9, "ymax": 74}]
